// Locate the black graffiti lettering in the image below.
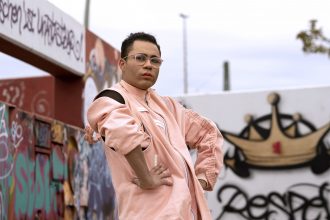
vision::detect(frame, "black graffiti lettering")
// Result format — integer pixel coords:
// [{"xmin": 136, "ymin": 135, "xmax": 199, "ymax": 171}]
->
[
  {"xmin": 286, "ymin": 185, "xmax": 330, "ymax": 219},
  {"xmin": 0, "ymin": 0, "xmax": 23, "ymax": 34},
  {"xmin": 0, "ymin": 0, "xmax": 83, "ymax": 62},
  {"xmin": 247, "ymin": 195, "xmax": 271, "ymax": 219},
  {"xmin": 217, "ymin": 182, "xmax": 330, "ymax": 220},
  {"xmin": 307, "ymin": 197, "xmax": 326, "ymax": 219},
  {"xmin": 67, "ymin": 30, "xmax": 83, "ymax": 61},
  {"xmin": 268, "ymin": 192, "xmax": 291, "ymax": 219},
  {"xmin": 319, "ymin": 183, "xmax": 330, "ymax": 217},
  {"xmin": 55, "ymin": 21, "xmax": 66, "ymax": 47},
  {"xmin": 288, "ymin": 191, "xmax": 309, "ymax": 218},
  {"xmin": 303, "ymin": 197, "xmax": 325, "ymax": 219},
  {"xmin": 0, "ymin": 0, "xmax": 4, "ymax": 23},
  {"xmin": 217, "ymin": 184, "xmax": 249, "ymax": 219},
  {"xmin": 9, "ymin": 2, "xmax": 20, "ymax": 27},
  {"xmin": 0, "ymin": 1, "xmax": 12, "ymax": 24},
  {"xmin": 37, "ymin": 10, "xmax": 83, "ymax": 61},
  {"xmin": 22, "ymin": 1, "xmax": 35, "ymax": 32}
]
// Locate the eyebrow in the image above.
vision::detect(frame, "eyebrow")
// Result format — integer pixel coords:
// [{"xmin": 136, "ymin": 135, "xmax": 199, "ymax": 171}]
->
[{"xmin": 134, "ymin": 52, "xmax": 161, "ymax": 58}]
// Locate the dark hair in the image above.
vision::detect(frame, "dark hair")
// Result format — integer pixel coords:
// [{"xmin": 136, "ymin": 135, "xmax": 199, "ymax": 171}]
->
[{"xmin": 121, "ymin": 32, "xmax": 161, "ymax": 58}]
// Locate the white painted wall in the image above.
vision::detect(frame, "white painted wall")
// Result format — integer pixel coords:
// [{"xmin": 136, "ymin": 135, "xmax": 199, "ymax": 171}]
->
[
  {"xmin": 0, "ymin": 0, "xmax": 85, "ymax": 75},
  {"xmin": 179, "ymin": 86, "xmax": 330, "ymax": 220}
]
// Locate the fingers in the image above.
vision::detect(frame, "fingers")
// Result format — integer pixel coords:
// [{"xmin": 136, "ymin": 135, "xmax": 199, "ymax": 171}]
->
[
  {"xmin": 132, "ymin": 178, "xmax": 141, "ymax": 187},
  {"xmin": 152, "ymin": 164, "xmax": 167, "ymax": 175},
  {"xmin": 160, "ymin": 169, "xmax": 171, "ymax": 178},
  {"xmin": 153, "ymin": 164, "xmax": 172, "ymax": 185},
  {"xmin": 151, "ymin": 163, "xmax": 168, "ymax": 172},
  {"xmin": 84, "ymin": 135, "xmax": 94, "ymax": 144},
  {"xmin": 84, "ymin": 126, "xmax": 96, "ymax": 144},
  {"xmin": 133, "ymin": 175, "xmax": 173, "ymax": 188},
  {"xmin": 84, "ymin": 126, "xmax": 102, "ymax": 144},
  {"xmin": 161, "ymin": 177, "xmax": 173, "ymax": 186},
  {"xmin": 131, "ymin": 162, "xmax": 172, "ymax": 189}
]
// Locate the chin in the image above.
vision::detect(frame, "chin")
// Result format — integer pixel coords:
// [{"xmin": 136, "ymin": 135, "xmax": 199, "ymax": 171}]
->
[
  {"xmin": 139, "ymin": 82, "xmax": 154, "ymax": 90},
  {"xmin": 139, "ymin": 85, "xmax": 152, "ymax": 90}
]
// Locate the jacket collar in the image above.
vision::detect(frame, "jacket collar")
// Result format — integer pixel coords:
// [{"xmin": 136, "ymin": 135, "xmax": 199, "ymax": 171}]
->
[{"xmin": 119, "ymin": 80, "xmax": 152, "ymax": 103}]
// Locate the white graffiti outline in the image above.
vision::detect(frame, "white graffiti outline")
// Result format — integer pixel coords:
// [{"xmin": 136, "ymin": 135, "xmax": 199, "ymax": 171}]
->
[
  {"xmin": 31, "ymin": 90, "xmax": 51, "ymax": 116},
  {"xmin": 0, "ymin": 141, "xmax": 9, "ymax": 163},
  {"xmin": 0, "ymin": 141, "xmax": 13, "ymax": 180},
  {"xmin": 1, "ymin": 84, "xmax": 24, "ymax": 108},
  {"xmin": 0, "ymin": 105, "xmax": 8, "ymax": 139},
  {"xmin": 9, "ymin": 86, "xmax": 20, "ymax": 103},
  {"xmin": 1, "ymin": 89, "xmax": 10, "ymax": 103},
  {"xmin": 0, "ymin": 104, "xmax": 13, "ymax": 180},
  {"xmin": 11, "ymin": 120, "xmax": 23, "ymax": 149}
]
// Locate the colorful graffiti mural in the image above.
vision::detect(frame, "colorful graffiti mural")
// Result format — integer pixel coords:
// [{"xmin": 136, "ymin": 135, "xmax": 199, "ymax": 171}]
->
[
  {"xmin": 0, "ymin": 102, "xmax": 117, "ymax": 220},
  {"xmin": 222, "ymin": 92, "xmax": 330, "ymax": 177},
  {"xmin": 82, "ymin": 30, "xmax": 121, "ymax": 126}
]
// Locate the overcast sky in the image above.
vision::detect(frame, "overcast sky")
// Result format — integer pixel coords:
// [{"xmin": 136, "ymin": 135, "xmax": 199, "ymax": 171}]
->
[{"xmin": 1, "ymin": 0, "xmax": 330, "ymax": 96}]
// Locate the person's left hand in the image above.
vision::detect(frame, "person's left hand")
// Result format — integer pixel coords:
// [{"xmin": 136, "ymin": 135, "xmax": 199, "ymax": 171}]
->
[{"xmin": 132, "ymin": 163, "xmax": 173, "ymax": 190}]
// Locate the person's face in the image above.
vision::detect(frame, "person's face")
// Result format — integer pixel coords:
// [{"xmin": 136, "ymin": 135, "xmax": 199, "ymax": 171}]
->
[{"xmin": 119, "ymin": 40, "xmax": 161, "ymax": 90}]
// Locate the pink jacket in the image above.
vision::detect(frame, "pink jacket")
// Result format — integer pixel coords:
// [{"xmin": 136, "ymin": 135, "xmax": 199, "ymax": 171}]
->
[{"xmin": 87, "ymin": 81, "xmax": 223, "ymax": 220}]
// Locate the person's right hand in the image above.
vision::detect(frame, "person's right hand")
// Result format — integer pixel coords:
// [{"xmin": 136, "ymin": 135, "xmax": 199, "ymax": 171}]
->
[
  {"xmin": 84, "ymin": 125, "xmax": 101, "ymax": 144},
  {"xmin": 132, "ymin": 163, "xmax": 173, "ymax": 190}
]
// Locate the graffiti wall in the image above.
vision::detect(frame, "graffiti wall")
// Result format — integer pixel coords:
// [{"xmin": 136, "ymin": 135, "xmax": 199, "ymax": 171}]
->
[
  {"xmin": 0, "ymin": 76, "xmax": 54, "ymax": 118},
  {"xmin": 179, "ymin": 86, "xmax": 330, "ymax": 220},
  {"xmin": 0, "ymin": 101, "xmax": 117, "ymax": 220},
  {"xmin": 83, "ymin": 30, "xmax": 121, "ymax": 125}
]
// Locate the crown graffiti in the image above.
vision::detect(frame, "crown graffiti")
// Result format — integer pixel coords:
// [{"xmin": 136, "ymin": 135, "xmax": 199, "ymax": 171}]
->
[{"xmin": 222, "ymin": 92, "xmax": 330, "ymax": 178}]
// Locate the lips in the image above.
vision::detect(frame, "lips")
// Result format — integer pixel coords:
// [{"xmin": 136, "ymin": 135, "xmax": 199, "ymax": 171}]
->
[{"xmin": 142, "ymin": 73, "xmax": 152, "ymax": 77}]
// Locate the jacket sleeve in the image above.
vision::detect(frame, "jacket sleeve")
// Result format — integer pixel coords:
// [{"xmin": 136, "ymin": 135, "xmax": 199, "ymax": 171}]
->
[
  {"xmin": 87, "ymin": 97, "xmax": 150, "ymax": 155},
  {"xmin": 184, "ymin": 108, "xmax": 224, "ymax": 191}
]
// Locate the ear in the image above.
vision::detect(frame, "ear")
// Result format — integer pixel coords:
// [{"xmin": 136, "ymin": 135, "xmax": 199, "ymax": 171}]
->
[{"xmin": 119, "ymin": 59, "xmax": 126, "ymax": 71}]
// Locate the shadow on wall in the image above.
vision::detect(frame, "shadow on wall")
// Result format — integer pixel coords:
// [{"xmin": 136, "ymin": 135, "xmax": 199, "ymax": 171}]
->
[{"xmin": 0, "ymin": 102, "xmax": 118, "ymax": 220}]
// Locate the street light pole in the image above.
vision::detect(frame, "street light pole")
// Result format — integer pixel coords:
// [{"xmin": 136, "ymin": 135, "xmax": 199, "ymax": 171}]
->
[
  {"xmin": 84, "ymin": 0, "xmax": 90, "ymax": 28},
  {"xmin": 179, "ymin": 13, "xmax": 188, "ymax": 94}
]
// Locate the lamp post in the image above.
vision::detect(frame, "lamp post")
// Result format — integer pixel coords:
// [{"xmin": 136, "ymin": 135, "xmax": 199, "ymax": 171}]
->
[
  {"xmin": 179, "ymin": 13, "xmax": 188, "ymax": 94},
  {"xmin": 84, "ymin": 0, "xmax": 90, "ymax": 28}
]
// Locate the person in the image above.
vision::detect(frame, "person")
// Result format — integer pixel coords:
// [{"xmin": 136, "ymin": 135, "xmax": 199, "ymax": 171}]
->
[{"xmin": 85, "ymin": 32, "xmax": 223, "ymax": 220}]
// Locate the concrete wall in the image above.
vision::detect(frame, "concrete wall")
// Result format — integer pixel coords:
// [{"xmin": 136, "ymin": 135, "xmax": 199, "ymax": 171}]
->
[
  {"xmin": 2, "ymin": 81, "xmax": 330, "ymax": 220},
  {"xmin": 179, "ymin": 86, "xmax": 330, "ymax": 220}
]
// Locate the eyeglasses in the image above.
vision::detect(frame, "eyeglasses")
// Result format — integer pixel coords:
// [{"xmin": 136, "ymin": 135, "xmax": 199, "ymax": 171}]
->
[{"xmin": 123, "ymin": 53, "xmax": 163, "ymax": 68}]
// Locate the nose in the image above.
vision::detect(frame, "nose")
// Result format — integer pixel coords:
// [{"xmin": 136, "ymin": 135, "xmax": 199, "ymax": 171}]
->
[{"xmin": 143, "ymin": 58, "xmax": 153, "ymax": 68}]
